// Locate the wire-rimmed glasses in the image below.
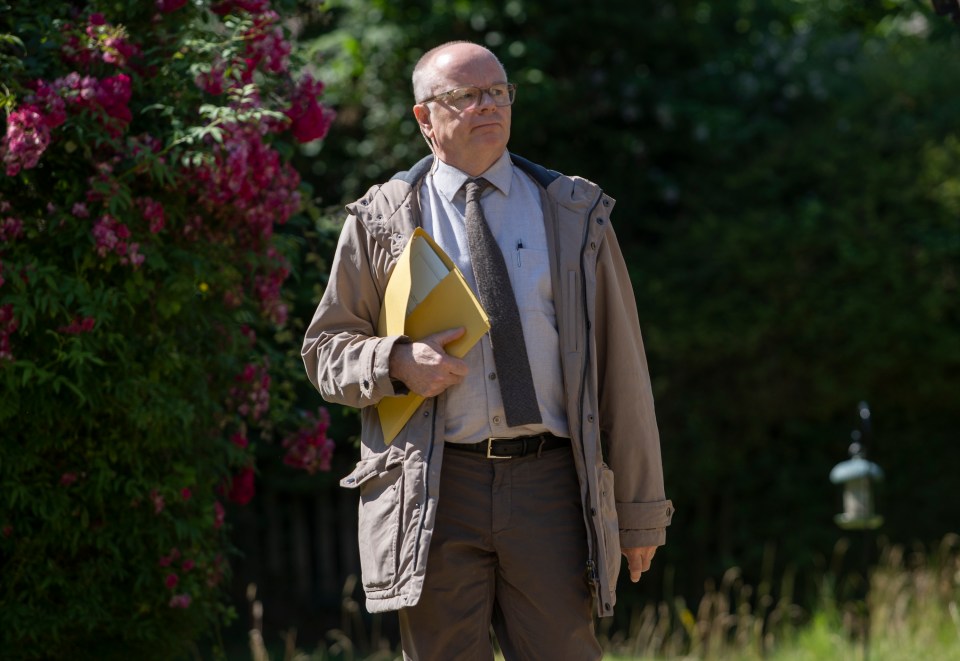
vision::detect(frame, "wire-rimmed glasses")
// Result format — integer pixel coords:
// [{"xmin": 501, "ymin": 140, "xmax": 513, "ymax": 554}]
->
[{"xmin": 418, "ymin": 83, "xmax": 517, "ymax": 111}]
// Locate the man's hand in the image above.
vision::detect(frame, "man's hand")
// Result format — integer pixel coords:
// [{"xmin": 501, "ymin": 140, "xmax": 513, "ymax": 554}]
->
[
  {"xmin": 622, "ymin": 546, "xmax": 657, "ymax": 583},
  {"xmin": 389, "ymin": 327, "xmax": 469, "ymax": 397}
]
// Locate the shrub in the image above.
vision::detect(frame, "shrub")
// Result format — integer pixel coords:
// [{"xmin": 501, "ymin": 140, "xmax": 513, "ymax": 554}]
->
[{"xmin": 0, "ymin": 1, "xmax": 334, "ymax": 657}]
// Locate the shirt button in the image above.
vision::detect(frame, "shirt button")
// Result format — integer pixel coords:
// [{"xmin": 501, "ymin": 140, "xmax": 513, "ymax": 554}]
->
[
  {"xmin": 488, "ymin": 372, "xmax": 497, "ymax": 380},
  {"xmin": 492, "ymin": 415, "xmax": 502, "ymax": 425}
]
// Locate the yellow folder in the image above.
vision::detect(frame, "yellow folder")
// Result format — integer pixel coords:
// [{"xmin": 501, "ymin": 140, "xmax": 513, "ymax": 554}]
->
[{"xmin": 376, "ymin": 227, "xmax": 490, "ymax": 445}]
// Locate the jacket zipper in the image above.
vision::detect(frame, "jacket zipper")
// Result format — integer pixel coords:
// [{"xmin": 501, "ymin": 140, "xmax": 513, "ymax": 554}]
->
[
  {"xmin": 578, "ymin": 193, "xmax": 604, "ymax": 591},
  {"xmin": 408, "ymin": 184, "xmax": 432, "ymax": 584}
]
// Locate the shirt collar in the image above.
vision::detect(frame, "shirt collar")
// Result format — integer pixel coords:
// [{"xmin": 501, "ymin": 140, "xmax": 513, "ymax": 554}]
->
[{"xmin": 433, "ymin": 151, "xmax": 514, "ymax": 202}]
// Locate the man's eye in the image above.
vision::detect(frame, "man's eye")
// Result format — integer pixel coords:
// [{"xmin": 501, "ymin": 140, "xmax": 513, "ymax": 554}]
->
[
  {"xmin": 489, "ymin": 87, "xmax": 506, "ymax": 98},
  {"xmin": 452, "ymin": 88, "xmax": 479, "ymax": 102}
]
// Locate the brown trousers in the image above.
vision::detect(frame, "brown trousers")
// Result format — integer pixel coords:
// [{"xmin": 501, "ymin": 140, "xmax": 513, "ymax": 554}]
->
[{"xmin": 398, "ymin": 446, "xmax": 602, "ymax": 661}]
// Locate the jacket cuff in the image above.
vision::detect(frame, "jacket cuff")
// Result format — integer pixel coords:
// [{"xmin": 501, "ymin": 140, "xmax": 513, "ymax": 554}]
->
[
  {"xmin": 616, "ymin": 499, "xmax": 675, "ymax": 548},
  {"xmin": 362, "ymin": 335, "xmax": 408, "ymax": 399}
]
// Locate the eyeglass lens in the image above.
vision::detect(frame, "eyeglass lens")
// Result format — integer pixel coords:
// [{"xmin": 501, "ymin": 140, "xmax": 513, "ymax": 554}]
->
[{"xmin": 448, "ymin": 85, "xmax": 515, "ymax": 109}]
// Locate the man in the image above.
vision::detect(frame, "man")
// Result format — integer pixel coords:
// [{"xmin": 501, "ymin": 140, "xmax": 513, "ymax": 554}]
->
[{"xmin": 302, "ymin": 41, "xmax": 673, "ymax": 660}]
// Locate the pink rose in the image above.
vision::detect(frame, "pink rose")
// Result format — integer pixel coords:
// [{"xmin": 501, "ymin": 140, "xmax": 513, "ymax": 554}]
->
[
  {"xmin": 227, "ymin": 467, "xmax": 255, "ymax": 505},
  {"xmin": 150, "ymin": 489, "xmax": 165, "ymax": 514},
  {"xmin": 213, "ymin": 500, "xmax": 225, "ymax": 529},
  {"xmin": 157, "ymin": 0, "xmax": 189, "ymax": 13},
  {"xmin": 285, "ymin": 76, "xmax": 335, "ymax": 144},
  {"xmin": 169, "ymin": 593, "xmax": 192, "ymax": 608},
  {"xmin": 3, "ymin": 106, "xmax": 52, "ymax": 176}
]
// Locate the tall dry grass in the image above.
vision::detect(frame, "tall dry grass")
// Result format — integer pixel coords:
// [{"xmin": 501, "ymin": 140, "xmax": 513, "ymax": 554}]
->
[
  {"xmin": 861, "ymin": 533, "xmax": 960, "ymax": 661},
  {"xmin": 244, "ymin": 535, "xmax": 960, "ymax": 661},
  {"xmin": 603, "ymin": 533, "xmax": 960, "ymax": 660},
  {"xmin": 601, "ymin": 543, "xmax": 805, "ymax": 659}
]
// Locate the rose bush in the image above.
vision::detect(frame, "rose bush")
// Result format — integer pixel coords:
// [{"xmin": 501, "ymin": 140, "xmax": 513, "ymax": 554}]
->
[{"xmin": 0, "ymin": 1, "xmax": 335, "ymax": 656}]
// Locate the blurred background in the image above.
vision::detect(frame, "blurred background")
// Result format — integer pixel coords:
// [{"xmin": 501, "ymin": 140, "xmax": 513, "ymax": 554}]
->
[
  {"xmin": 231, "ymin": 0, "xmax": 960, "ymax": 654},
  {"xmin": 3, "ymin": 0, "xmax": 958, "ymax": 658}
]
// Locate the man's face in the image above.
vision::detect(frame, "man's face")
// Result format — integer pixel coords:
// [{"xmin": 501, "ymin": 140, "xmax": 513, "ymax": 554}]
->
[{"xmin": 413, "ymin": 45, "xmax": 511, "ymax": 176}]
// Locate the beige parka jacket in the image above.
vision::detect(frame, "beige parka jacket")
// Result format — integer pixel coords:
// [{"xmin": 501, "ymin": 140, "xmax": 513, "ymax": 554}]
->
[{"xmin": 302, "ymin": 153, "xmax": 673, "ymax": 617}]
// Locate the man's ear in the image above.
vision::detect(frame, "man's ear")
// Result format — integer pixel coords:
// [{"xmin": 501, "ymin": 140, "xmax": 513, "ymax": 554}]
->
[
  {"xmin": 413, "ymin": 104, "xmax": 434, "ymax": 151},
  {"xmin": 413, "ymin": 104, "xmax": 432, "ymax": 135}
]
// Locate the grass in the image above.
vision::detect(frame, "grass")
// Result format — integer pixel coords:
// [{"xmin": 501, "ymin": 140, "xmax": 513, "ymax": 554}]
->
[{"xmin": 243, "ymin": 535, "xmax": 960, "ymax": 661}]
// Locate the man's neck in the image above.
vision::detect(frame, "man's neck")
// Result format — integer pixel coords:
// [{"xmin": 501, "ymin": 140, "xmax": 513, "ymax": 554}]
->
[{"xmin": 435, "ymin": 149, "xmax": 507, "ymax": 178}]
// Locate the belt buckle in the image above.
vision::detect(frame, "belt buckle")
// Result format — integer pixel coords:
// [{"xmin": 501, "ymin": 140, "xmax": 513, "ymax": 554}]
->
[{"xmin": 486, "ymin": 437, "xmax": 512, "ymax": 460}]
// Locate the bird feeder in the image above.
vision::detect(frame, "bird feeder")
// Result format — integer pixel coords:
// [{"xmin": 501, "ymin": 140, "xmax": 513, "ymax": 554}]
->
[
  {"xmin": 830, "ymin": 448, "xmax": 884, "ymax": 530},
  {"xmin": 830, "ymin": 403, "xmax": 884, "ymax": 530}
]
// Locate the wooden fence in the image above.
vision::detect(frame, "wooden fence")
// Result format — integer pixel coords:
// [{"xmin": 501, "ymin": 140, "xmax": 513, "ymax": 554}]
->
[{"xmin": 228, "ymin": 476, "xmax": 373, "ymax": 645}]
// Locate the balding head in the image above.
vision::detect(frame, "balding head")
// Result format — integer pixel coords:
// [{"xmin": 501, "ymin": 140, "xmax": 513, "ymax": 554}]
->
[{"xmin": 412, "ymin": 41, "xmax": 506, "ymax": 103}]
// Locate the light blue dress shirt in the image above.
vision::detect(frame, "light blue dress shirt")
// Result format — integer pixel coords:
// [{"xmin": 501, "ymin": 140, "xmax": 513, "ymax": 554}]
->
[{"xmin": 420, "ymin": 151, "xmax": 570, "ymax": 443}]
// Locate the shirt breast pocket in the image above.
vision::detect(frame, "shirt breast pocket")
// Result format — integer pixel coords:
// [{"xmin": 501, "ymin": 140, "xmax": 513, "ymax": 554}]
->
[{"xmin": 510, "ymin": 247, "xmax": 551, "ymax": 311}]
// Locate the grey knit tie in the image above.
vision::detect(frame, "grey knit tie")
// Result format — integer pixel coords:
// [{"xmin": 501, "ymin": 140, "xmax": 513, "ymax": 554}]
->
[{"xmin": 463, "ymin": 178, "xmax": 542, "ymax": 427}]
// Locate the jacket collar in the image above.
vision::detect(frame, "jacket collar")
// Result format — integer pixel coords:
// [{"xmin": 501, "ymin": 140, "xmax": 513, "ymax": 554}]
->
[
  {"xmin": 390, "ymin": 152, "xmax": 562, "ymax": 192},
  {"xmin": 347, "ymin": 153, "xmax": 605, "ymax": 257}
]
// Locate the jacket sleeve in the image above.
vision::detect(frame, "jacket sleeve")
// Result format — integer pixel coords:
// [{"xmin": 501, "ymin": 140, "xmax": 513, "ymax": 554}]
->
[
  {"xmin": 301, "ymin": 214, "xmax": 406, "ymax": 408},
  {"xmin": 594, "ymin": 221, "xmax": 674, "ymax": 548}
]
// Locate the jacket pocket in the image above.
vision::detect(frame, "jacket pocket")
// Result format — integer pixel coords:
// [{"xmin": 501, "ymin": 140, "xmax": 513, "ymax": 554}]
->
[
  {"xmin": 341, "ymin": 455, "xmax": 404, "ymax": 590},
  {"xmin": 599, "ymin": 463, "xmax": 622, "ymax": 589}
]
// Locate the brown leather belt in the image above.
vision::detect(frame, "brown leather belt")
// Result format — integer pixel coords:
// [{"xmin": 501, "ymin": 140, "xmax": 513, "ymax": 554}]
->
[{"xmin": 445, "ymin": 433, "xmax": 569, "ymax": 459}]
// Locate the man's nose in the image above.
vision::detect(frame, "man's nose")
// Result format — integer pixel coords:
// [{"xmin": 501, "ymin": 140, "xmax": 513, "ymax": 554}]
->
[{"xmin": 474, "ymin": 89, "xmax": 497, "ymax": 110}]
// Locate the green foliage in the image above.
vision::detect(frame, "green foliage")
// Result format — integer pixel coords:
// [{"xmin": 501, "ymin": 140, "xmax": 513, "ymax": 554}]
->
[
  {"xmin": 637, "ymin": 9, "xmax": 960, "ymax": 593},
  {"xmin": 0, "ymin": 1, "xmax": 338, "ymax": 656}
]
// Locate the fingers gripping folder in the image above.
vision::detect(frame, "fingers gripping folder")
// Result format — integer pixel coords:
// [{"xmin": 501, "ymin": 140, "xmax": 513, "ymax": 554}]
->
[{"xmin": 376, "ymin": 228, "xmax": 490, "ymax": 445}]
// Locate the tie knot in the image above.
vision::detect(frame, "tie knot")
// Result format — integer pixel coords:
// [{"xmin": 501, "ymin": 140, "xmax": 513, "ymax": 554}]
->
[{"xmin": 465, "ymin": 178, "xmax": 489, "ymax": 203}]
